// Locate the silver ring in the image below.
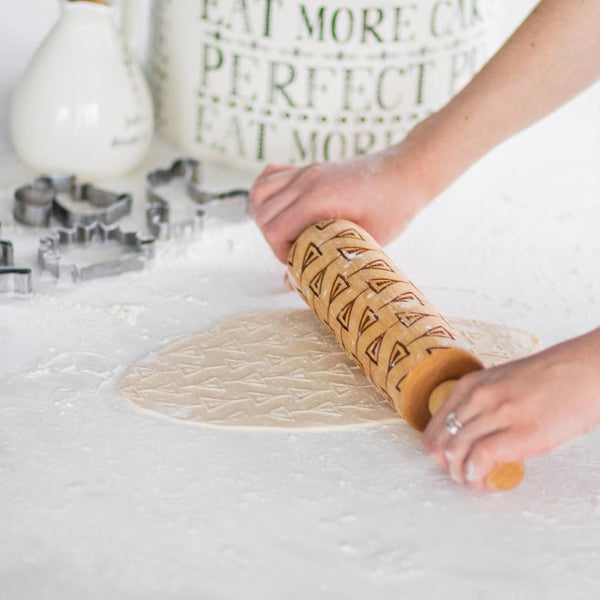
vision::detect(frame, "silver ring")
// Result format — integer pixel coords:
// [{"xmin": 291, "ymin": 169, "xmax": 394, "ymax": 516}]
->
[{"xmin": 445, "ymin": 411, "xmax": 463, "ymax": 436}]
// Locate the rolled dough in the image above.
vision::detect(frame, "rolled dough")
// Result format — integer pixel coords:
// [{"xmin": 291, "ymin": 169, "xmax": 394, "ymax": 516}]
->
[{"xmin": 119, "ymin": 310, "xmax": 539, "ymax": 430}]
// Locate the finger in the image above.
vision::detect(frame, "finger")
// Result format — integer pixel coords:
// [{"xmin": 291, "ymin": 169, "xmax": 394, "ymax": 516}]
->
[
  {"xmin": 261, "ymin": 197, "xmax": 333, "ymax": 263},
  {"xmin": 254, "ymin": 186, "xmax": 299, "ymax": 228},
  {"xmin": 255, "ymin": 164, "xmax": 328, "ymax": 225},
  {"xmin": 425, "ymin": 410, "xmax": 476, "ymax": 472},
  {"xmin": 253, "ymin": 164, "xmax": 294, "ymax": 191},
  {"xmin": 249, "ymin": 168, "xmax": 299, "ymax": 215},
  {"xmin": 422, "ymin": 374, "xmax": 484, "ymax": 456},
  {"xmin": 442, "ymin": 415, "xmax": 507, "ymax": 484},
  {"xmin": 256, "ymin": 163, "xmax": 293, "ymax": 180},
  {"xmin": 462, "ymin": 429, "xmax": 521, "ymax": 492}
]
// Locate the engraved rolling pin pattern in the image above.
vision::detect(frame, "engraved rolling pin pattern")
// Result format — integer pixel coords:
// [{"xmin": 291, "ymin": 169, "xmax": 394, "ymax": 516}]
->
[{"xmin": 288, "ymin": 220, "xmax": 524, "ymax": 491}]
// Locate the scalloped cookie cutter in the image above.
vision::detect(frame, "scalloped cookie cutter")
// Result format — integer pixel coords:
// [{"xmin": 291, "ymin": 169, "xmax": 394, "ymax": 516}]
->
[
  {"xmin": 38, "ymin": 222, "xmax": 155, "ymax": 283},
  {"xmin": 14, "ymin": 175, "xmax": 132, "ymax": 228},
  {"xmin": 146, "ymin": 158, "xmax": 248, "ymax": 239},
  {"xmin": 0, "ymin": 222, "xmax": 33, "ymax": 296}
]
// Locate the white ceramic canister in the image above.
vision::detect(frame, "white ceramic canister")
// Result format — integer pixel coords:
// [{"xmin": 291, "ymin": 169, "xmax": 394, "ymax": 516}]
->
[
  {"xmin": 11, "ymin": 0, "xmax": 154, "ymax": 179},
  {"xmin": 148, "ymin": 0, "xmax": 498, "ymax": 172}
]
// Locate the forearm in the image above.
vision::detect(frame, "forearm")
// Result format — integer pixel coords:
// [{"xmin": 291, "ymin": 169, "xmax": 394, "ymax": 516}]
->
[
  {"xmin": 403, "ymin": 0, "xmax": 600, "ymax": 197},
  {"xmin": 249, "ymin": 1, "xmax": 600, "ymax": 259}
]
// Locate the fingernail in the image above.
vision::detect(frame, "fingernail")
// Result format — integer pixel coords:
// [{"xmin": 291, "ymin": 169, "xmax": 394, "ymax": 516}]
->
[
  {"xmin": 444, "ymin": 450, "xmax": 453, "ymax": 463},
  {"xmin": 465, "ymin": 461, "xmax": 479, "ymax": 483}
]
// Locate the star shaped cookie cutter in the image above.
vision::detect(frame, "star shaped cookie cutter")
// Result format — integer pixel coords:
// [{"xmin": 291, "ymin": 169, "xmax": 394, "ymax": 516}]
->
[
  {"xmin": 14, "ymin": 174, "xmax": 132, "ymax": 228},
  {"xmin": 146, "ymin": 158, "xmax": 249, "ymax": 239},
  {"xmin": 0, "ymin": 222, "xmax": 33, "ymax": 296},
  {"xmin": 38, "ymin": 222, "xmax": 155, "ymax": 283}
]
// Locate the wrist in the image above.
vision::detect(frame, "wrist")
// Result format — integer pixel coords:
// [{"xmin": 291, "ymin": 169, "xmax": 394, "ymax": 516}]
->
[
  {"xmin": 384, "ymin": 113, "xmax": 468, "ymax": 206},
  {"xmin": 409, "ymin": 111, "xmax": 478, "ymax": 196},
  {"xmin": 390, "ymin": 83, "xmax": 504, "ymax": 203}
]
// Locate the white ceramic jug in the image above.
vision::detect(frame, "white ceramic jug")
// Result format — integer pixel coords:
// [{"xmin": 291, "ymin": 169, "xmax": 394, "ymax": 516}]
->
[
  {"xmin": 10, "ymin": 0, "xmax": 154, "ymax": 179},
  {"xmin": 148, "ymin": 0, "xmax": 498, "ymax": 172}
]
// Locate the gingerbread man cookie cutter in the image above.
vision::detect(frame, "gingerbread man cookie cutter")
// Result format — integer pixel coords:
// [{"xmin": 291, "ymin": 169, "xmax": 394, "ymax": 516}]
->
[
  {"xmin": 146, "ymin": 158, "xmax": 248, "ymax": 239},
  {"xmin": 38, "ymin": 222, "xmax": 155, "ymax": 283},
  {"xmin": 0, "ymin": 222, "xmax": 33, "ymax": 296},
  {"xmin": 14, "ymin": 174, "xmax": 132, "ymax": 228}
]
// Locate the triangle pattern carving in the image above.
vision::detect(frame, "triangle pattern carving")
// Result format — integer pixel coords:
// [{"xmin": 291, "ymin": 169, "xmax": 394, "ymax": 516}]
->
[
  {"xmin": 421, "ymin": 325, "xmax": 455, "ymax": 340},
  {"xmin": 362, "ymin": 259, "xmax": 394, "ymax": 272},
  {"xmin": 368, "ymin": 278, "xmax": 399, "ymax": 294},
  {"xmin": 315, "ymin": 220, "xmax": 335, "ymax": 230},
  {"xmin": 336, "ymin": 299, "xmax": 355, "ymax": 331},
  {"xmin": 302, "ymin": 243, "xmax": 322, "ymax": 271},
  {"xmin": 394, "ymin": 374, "xmax": 408, "ymax": 393},
  {"xmin": 287, "ymin": 241, "xmax": 297, "ymax": 267},
  {"xmin": 392, "ymin": 291, "xmax": 424, "ymax": 306},
  {"xmin": 396, "ymin": 312, "xmax": 430, "ymax": 327},
  {"xmin": 333, "ymin": 228, "xmax": 365, "ymax": 241},
  {"xmin": 365, "ymin": 334, "xmax": 384, "ymax": 365},
  {"xmin": 329, "ymin": 274, "xmax": 349, "ymax": 304},
  {"xmin": 425, "ymin": 346, "xmax": 451, "ymax": 355},
  {"xmin": 388, "ymin": 341, "xmax": 410, "ymax": 371},
  {"xmin": 309, "ymin": 268, "xmax": 326, "ymax": 297},
  {"xmin": 338, "ymin": 246, "xmax": 368, "ymax": 260},
  {"xmin": 358, "ymin": 307, "xmax": 379, "ymax": 335}
]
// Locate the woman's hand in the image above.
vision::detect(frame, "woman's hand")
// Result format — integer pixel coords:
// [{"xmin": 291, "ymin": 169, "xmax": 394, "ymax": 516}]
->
[
  {"xmin": 250, "ymin": 0, "xmax": 600, "ymax": 265},
  {"xmin": 249, "ymin": 134, "xmax": 437, "ymax": 263},
  {"xmin": 422, "ymin": 328, "xmax": 600, "ymax": 491}
]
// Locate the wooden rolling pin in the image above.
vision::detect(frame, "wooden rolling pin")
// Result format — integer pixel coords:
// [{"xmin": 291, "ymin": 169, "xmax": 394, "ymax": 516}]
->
[{"xmin": 288, "ymin": 220, "xmax": 524, "ymax": 491}]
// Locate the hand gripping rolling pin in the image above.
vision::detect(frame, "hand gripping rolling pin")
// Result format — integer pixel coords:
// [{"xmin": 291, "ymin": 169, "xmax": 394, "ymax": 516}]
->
[{"xmin": 287, "ymin": 220, "xmax": 524, "ymax": 491}]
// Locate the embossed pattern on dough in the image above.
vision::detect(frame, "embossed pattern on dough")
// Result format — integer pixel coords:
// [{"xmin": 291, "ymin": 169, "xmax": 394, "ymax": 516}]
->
[{"xmin": 119, "ymin": 310, "xmax": 539, "ymax": 430}]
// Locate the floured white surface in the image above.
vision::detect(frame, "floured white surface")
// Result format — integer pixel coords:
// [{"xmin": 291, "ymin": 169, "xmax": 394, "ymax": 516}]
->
[
  {"xmin": 120, "ymin": 310, "xmax": 539, "ymax": 429},
  {"xmin": 2, "ymin": 3, "xmax": 600, "ymax": 599}
]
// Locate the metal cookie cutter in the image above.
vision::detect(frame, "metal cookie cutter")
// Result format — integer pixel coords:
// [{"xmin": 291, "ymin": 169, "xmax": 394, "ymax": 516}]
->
[
  {"xmin": 0, "ymin": 222, "xmax": 14, "ymax": 266},
  {"xmin": 0, "ymin": 222, "xmax": 33, "ymax": 295},
  {"xmin": 0, "ymin": 267, "xmax": 33, "ymax": 296},
  {"xmin": 14, "ymin": 174, "xmax": 132, "ymax": 228},
  {"xmin": 146, "ymin": 158, "xmax": 248, "ymax": 239},
  {"xmin": 38, "ymin": 222, "xmax": 155, "ymax": 283}
]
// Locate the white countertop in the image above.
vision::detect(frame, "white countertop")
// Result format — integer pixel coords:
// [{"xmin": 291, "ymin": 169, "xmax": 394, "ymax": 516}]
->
[{"xmin": 1, "ymin": 2, "xmax": 599, "ymax": 599}]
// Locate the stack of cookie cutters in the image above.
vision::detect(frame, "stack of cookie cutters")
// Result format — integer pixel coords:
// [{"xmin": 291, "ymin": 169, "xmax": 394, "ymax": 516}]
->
[
  {"xmin": 13, "ymin": 174, "xmax": 155, "ymax": 284},
  {"xmin": 38, "ymin": 222, "xmax": 156, "ymax": 283},
  {"xmin": 146, "ymin": 158, "xmax": 249, "ymax": 239},
  {"xmin": 14, "ymin": 174, "xmax": 133, "ymax": 228},
  {"xmin": 0, "ymin": 222, "xmax": 33, "ymax": 296},
  {"xmin": 10, "ymin": 159, "xmax": 248, "ymax": 285}
]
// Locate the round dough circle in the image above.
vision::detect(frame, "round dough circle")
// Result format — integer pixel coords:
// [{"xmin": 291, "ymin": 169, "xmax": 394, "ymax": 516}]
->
[{"xmin": 119, "ymin": 310, "xmax": 538, "ymax": 430}]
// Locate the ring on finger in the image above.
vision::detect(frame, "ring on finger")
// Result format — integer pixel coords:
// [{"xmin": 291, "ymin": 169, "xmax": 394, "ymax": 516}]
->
[{"xmin": 445, "ymin": 411, "xmax": 463, "ymax": 436}]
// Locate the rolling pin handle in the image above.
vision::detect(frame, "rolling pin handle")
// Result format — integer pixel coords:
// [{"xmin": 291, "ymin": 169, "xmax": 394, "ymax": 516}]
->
[
  {"xmin": 428, "ymin": 379, "xmax": 458, "ymax": 415},
  {"xmin": 428, "ymin": 380, "xmax": 525, "ymax": 491}
]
